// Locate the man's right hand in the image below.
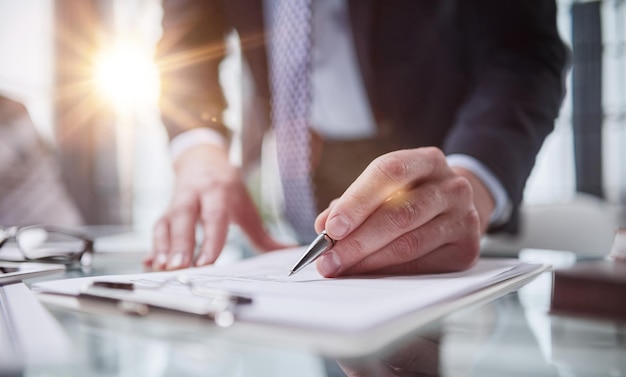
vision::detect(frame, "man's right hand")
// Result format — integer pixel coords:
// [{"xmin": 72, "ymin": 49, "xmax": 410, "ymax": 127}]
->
[{"xmin": 144, "ymin": 144, "xmax": 289, "ymax": 271}]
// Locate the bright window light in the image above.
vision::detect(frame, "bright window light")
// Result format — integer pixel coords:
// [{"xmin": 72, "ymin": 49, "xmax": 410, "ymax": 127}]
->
[{"xmin": 94, "ymin": 40, "xmax": 159, "ymax": 111}]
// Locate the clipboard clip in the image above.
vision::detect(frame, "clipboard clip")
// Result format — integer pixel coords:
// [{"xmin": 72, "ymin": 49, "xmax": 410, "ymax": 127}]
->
[{"xmin": 81, "ymin": 276, "xmax": 253, "ymax": 328}]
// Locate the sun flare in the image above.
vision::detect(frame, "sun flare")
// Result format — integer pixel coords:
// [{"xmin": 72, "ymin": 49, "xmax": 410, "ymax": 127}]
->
[{"xmin": 94, "ymin": 40, "xmax": 160, "ymax": 111}]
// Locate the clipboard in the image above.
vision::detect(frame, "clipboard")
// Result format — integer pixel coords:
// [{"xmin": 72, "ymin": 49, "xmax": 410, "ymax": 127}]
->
[
  {"xmin": 35, "ymin": 262, "xmax": 549, "ymax": 358},
  {"xmin": 77, "ymin": 278, "xmax": 253, "ymax": 327},
  {"xmin": 33, "ymin": 249, "xmax": 550, "ymax": 357}
]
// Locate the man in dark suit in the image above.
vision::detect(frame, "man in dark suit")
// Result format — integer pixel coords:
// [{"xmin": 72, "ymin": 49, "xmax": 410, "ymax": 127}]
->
[{"xmin": 145, "ymin": 0, "xmax": 567, "ymax": 276}]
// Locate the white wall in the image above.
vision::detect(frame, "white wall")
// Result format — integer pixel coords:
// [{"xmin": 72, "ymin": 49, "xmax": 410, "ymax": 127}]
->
[
  {"xmin": 0, "ymin": 0, "xmax": 54, "ymax": 142},
  {"xmin": 525, "ymin": 0, "xmax": 626, "ymax": 206}
]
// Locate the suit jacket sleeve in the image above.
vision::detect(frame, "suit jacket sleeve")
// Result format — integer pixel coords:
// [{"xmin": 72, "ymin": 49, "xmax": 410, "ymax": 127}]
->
[
  {"xmin": 157, "ymin": 0, "xmax": 231, "ymax": 141},
  {"xmin": 442, "ymin": 0, "xmax": 568, "ymax": 232}
]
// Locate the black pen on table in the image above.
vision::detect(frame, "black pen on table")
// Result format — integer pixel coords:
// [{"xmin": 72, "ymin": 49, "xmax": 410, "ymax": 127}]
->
[{"xmin": 288, "ymin": 230, "xmax": 336, "ymax": 276}]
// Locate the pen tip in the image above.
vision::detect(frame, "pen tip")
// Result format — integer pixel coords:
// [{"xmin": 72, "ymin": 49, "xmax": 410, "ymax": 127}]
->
[{"xmin": 288, "ymin": 270, "xmax": 295, "ymax": 277}]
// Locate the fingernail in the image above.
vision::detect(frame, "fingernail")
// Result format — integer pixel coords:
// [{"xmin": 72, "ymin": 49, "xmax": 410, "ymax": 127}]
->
[
  {"xmin": 166, "ymin": 253, "xmax": 184, "ymax": 270},
  {"xmin": 318, "ymin": 251, "xmax": 341, "ymax": 276},
  {"xmin": 327, "ymin": 215, "xmax": 350, "ymax": 238},
  {"xmin": 156, "ymin": 253, "xmax": 167, "ymax": 266}
]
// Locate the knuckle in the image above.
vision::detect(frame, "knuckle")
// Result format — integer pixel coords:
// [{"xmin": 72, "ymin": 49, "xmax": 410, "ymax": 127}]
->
[
  {"xmin": 421, "ymin": 146, "xmax": 446, "ymax": 163},
  {"xmin": 153, "ymin": 243, "xmax": 168, "ymax": 254},
  {"xmin": 170, "ymin": 239, "xmax": 195, "ymax": 254},
  {"xmin": 420, "ymin": 147, "xmax": 447, "ymax": 174},
  {"xmin": 448, "ymin": 175, "xmax": 473, "ymax": 201},
  {"xmin": 340, "ymin": 237, "xmax": 367, "ymax": 263},
  {"xmin": 167, "ymin": 202, "xmax": 198, "ymax": 218},
  {"xmin": 390, "ymin": 233, "xmax": 420, "ymax": 261},
  {"xmin": 373, "ymin": 153, "xmax": 411, "ymax": 183},
  {"xmin": 199, "ymin": 205, "xmax": 225, "ymax": 221},
  {"xmin": 464, "ymin": 208, "xmax": 481, "ymax": 229},
  {"xmin": 387, "ymin": 199, "xmax": 418, "ymax": 231},
  {"xmin": 211, "ymin": 168, "xmax": 242, "ymax": 190},
  {"xmin": 216, "ymin": 176, "xmax": 239, "ymax": 194}
]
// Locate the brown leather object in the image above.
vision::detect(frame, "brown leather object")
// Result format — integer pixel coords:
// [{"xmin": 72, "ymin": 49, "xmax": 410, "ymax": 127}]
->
[{"xmin": 551, "ymin": 260, "xmax": 626, "ymax": 322}]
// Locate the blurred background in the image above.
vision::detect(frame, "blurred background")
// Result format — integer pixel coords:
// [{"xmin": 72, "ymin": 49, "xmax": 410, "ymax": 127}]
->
[{"xmin": 0, "ymin": 0, "xmax": 624, "ymax": 255}]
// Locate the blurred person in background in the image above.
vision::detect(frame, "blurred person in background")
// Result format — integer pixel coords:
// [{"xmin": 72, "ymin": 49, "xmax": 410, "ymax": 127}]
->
[{"xmin": 0, "ymin": 94, "xmax": 82, "ymax": 227}]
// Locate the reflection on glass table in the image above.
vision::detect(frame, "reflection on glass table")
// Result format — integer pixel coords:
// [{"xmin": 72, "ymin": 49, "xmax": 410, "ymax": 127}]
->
[{"xmin": 18, "ymin": 247, "xmax": 626, "ymax": 377}]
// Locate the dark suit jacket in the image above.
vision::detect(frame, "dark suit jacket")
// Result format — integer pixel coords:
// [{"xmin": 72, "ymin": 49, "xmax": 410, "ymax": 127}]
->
[{"xmin": 157, "ymin": 0, "xmax": 568, "ymax": 233}]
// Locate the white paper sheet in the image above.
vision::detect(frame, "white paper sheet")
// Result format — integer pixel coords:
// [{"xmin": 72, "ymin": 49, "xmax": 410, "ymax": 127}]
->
[
  {"xmin": 0, "ymin": 283, "xmax": 73, "ymax": 372},
  {"xmin": 34, "ymin": 248, "xmax": 541, "ymax": 333}
]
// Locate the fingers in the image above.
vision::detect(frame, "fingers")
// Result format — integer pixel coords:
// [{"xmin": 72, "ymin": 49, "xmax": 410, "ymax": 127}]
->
[
  {"xmin": 148, "ymin": 191, "xmax": 200, "ymax": 271},
  {"xmin": 165, "ymin": 197, "xmax": 200, "ymax": 270},
  {"xmin": 193, "ymin": 181, "xmax": 290, "ymax": 266},
  {"xmin": 324, "ymin": 147, "xmax": 447, "ymax": 241},
  {"xmin": 145, "ymin": 219, "xmax": 170, "ymax": 269},
  {"xmin": 316, "ymin": 179, "xmax": 452, "ymax": 276},
  {"xmin": 314, "ymin": 199, "xmax": 338, "ymax": 233},
  {"xmin": 353, "ymin": 240, "xmax": 479, "ymax": 276},
  {"xmin": 147, "ymin": 169, "xmax": 287, "ymax": 270},
  {"xmin": 194, "ymin": 190, "xmax": 230, "ymax": 266},
  {"xmin": 315, "ymin": 147, "xmax": 482, "ymax": 277},
  {"xmin": 341, "ymin": 211, "xmax": 480, "ymax": 276},
  {"xmin": 318, "ymin": 181, "xmax": 446, "ymax": 276}
]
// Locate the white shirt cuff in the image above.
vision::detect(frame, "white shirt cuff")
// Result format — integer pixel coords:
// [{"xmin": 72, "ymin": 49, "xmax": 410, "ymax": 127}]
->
[
  {"xmin": 169, "ymin": 128, "xmax": 228, "ymax": 162},
  {"xmin": 446, "ymin": 154, "xmax": 512, "ymax": 227}
]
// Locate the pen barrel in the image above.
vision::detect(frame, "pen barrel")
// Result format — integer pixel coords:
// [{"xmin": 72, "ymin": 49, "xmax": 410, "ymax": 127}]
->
[{"xmin": 290, "ymin": 231, "xmax": 335, "ymax": 274}]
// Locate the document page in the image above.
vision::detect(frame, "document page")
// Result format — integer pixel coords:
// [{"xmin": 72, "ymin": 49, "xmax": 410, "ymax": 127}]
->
[
  {"xmin": 0, "ymin": 283, "xmax": 73, "ymax": 372},
  {"xmin": 34, "ymin": 248, "xmax": 542, "ymax": 333}
]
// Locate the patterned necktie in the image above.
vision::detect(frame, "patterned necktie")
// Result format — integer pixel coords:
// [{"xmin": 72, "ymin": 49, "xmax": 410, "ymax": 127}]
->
[{"xmin": 269, "ymin": 0, "xmax": 317, "ymax": 243}]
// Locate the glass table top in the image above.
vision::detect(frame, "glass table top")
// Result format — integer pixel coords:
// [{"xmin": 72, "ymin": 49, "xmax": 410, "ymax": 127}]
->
[{"xmin": 12, "ymin": 244, "xmax": 626, "ymax": 377}]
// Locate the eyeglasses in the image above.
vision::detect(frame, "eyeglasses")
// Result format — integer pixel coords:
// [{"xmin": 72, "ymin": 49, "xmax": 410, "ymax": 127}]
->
[{"xmin": 0, "ymin": 225, "xmax": 94, "ymax": 266}]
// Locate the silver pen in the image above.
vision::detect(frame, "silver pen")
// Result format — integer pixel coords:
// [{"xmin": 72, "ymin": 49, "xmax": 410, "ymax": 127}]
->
[{"xmin": 288, "ymin": 230, "xmax": 336, "ymax": 276}]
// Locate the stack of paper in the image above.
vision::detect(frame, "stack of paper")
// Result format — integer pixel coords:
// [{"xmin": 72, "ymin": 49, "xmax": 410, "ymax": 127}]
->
[
  {"xmin": 34, "ymin": 248, "xmax": 546, "ymax": 334},
  {"xmin": 0, "ymin": 283, "xmax": 73, "ymax": 373}
]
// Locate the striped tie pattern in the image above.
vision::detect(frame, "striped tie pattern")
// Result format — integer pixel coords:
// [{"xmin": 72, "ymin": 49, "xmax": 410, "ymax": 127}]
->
[{"xmin": 269, "ymin": 0, "xmax": 317, "ymax": 243}]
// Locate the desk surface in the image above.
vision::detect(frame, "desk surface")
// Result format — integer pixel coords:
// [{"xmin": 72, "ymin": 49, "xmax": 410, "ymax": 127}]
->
[{"xmin": 15, "ymin": 246, "xmax": 626, "ymax": 377}]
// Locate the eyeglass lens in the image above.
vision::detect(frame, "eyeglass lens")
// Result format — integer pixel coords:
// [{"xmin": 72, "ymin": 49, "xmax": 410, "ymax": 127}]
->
[{"xmin": 16, "ymin": 228, "xmax": 86, "ymax": 259}]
